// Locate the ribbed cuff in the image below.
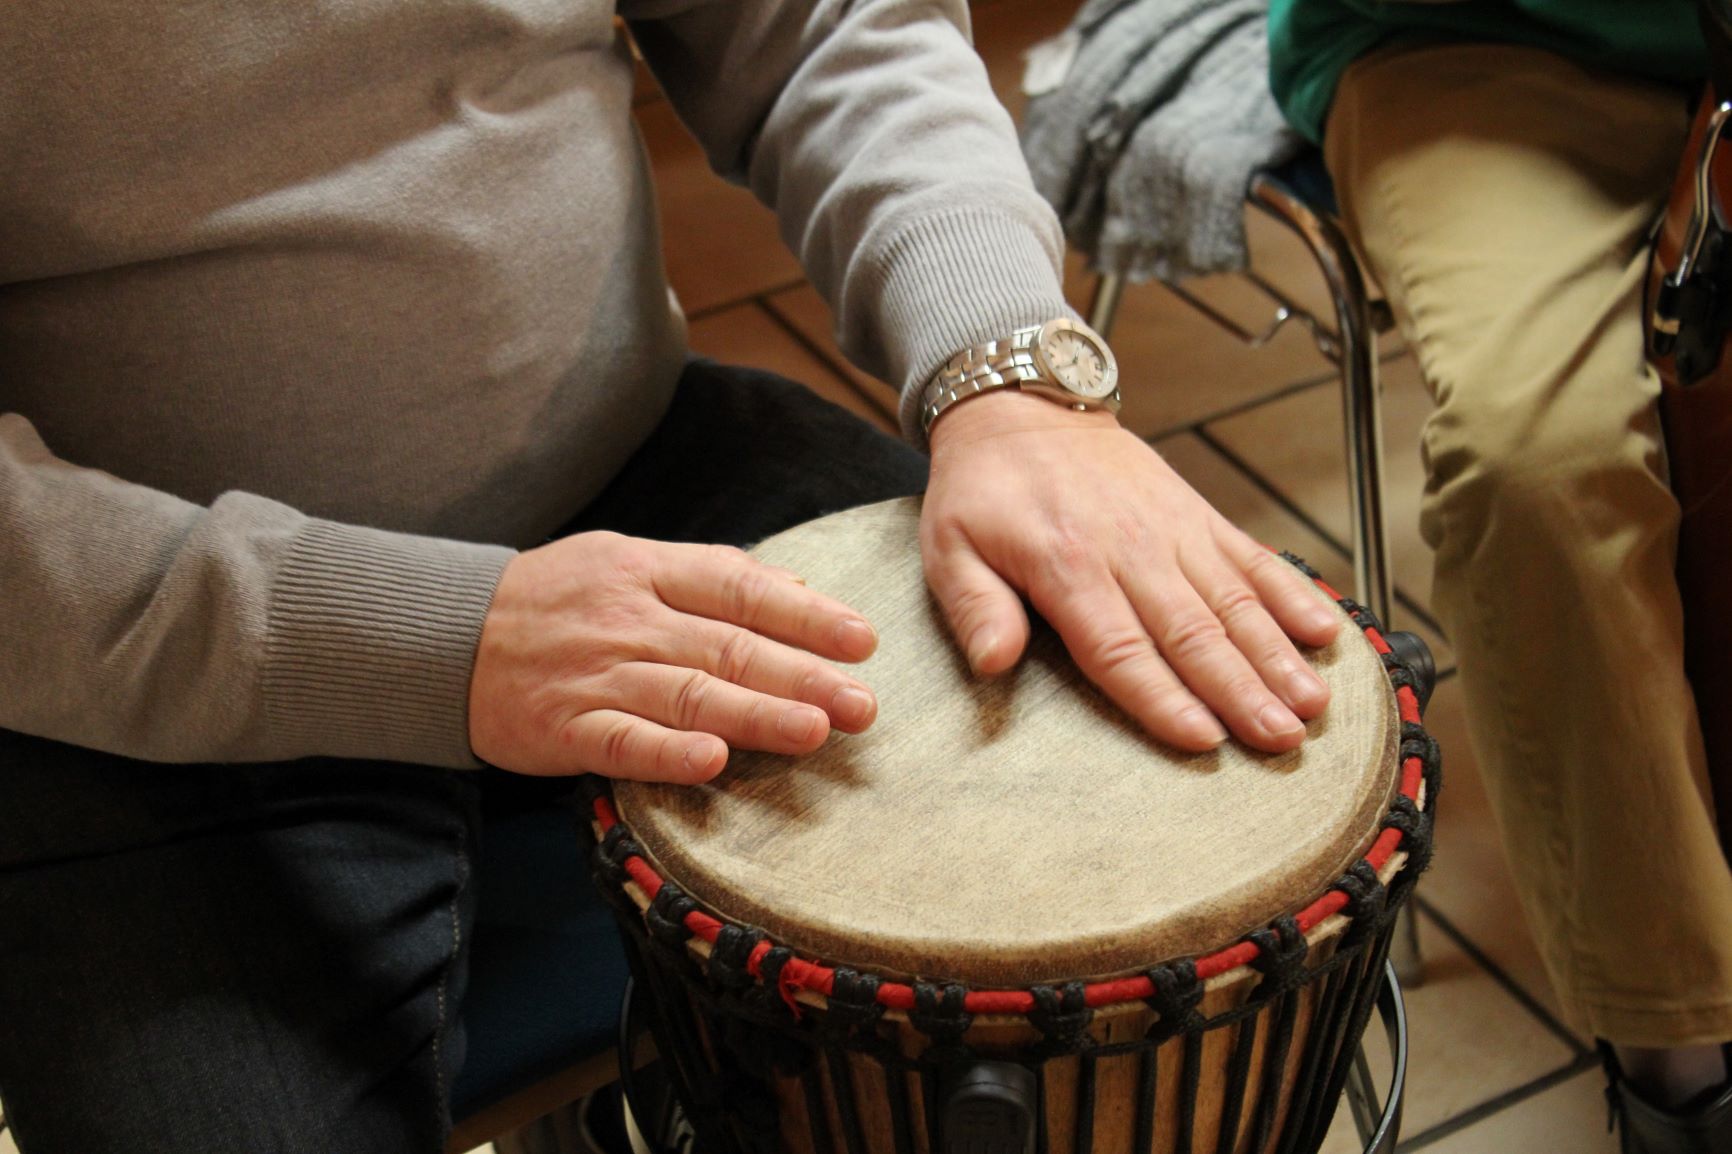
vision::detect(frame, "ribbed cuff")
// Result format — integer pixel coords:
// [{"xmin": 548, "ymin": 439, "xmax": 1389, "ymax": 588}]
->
[
  {"xmin": 263, "ymin": 519, "xmax": 515, "ymax": 769},
  {"xmin": 872, "ymin": 208, "xmax": 1075, "ymax": 448}
]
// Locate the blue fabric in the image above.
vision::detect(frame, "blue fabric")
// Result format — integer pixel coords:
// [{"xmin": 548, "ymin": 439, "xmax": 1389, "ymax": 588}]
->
[
  {"xmin": 448, "ymin": 807, "xmax": 629, "ymax": 1119},
  {"xmin": 1264, "ymin": 149, "xmax": 1338, "ymax": 218}
]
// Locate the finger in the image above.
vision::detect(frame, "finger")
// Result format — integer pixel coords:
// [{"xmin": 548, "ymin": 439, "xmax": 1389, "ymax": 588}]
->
[
  {"xmin": 651, "ymin": 544, "xmax": 877, "ymax": 662},
  {"xmin": 558, "ymin": 709, "xmax": 727, "ymax": 784},
  {"xmin": 1034, "ymin": 578, "xmax": 1227, "ymax": 751},
  {"xmin": 1222, "ymin": 532, "xmax": 1341, "ymax": 647},
  {"xmin": 1120, "ymin": 566, "xmax": 1307, "ymax": 753},
  {"xmin": 657, "ymin": 612, "xmax": 878, "ymax": 733},
  {"xmin": 1181, "ymin": 549, "xmax": 1330, "ymax": 719},
  {"xmin": 608, "ymin": 664, "xmax": 832, "ymax": 756},
  {"xmin": 921, "ymin": 526, "xmax": 1030, "ymax": 676}
]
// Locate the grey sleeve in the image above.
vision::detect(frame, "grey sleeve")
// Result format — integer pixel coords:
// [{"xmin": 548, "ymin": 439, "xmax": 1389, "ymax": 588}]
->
[
  {"xmin": 0, "ymin": 413, "xmax": 514, "ymax": 767},
  {"xmin": 619, "ymin": 0, "xmax": 1074, "ymax": 445}
]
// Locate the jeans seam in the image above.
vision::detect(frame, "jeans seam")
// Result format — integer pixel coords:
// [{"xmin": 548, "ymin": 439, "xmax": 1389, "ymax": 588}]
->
[{"xmin": 433, "ymin": 817, "xmax": 468, "ymax": 1114}]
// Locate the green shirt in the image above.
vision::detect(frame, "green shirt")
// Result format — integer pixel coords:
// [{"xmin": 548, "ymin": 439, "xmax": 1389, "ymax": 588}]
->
[{"xmin": 1269, "ymin": 0, "xmax": 1706, "ymax": 142}]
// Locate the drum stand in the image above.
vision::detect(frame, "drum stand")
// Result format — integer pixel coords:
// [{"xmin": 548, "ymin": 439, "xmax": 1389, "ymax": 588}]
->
[
  {"xmin": 1086, "ymin": 160, "xmax": 1426, "ymax": 988},
  {"xmin": 617, "ymin": 961, "xmax": 1408, "ymax": 1154}
]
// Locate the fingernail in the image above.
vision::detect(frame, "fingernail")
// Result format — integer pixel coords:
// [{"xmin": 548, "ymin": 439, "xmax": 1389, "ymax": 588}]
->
[
  {"xmin": 834, "ymin": 618, "xmax": 877, "ymax": 657},
  {"xmin": 1259, "ymin": 701, "xmax": 1304, "ymax": 738},
  {"xmin": 683, "ymin": 738, "xmax": 723, "ymax": 775},
  {"xmin": 1182, "ymin": 706, "xmax": 1228, "ymax": 747},
  {"xmin": 1284, "ymin": 663, "xmax": 1326, "ymax": 703},
  {"xmin": 778, "ymin": 705, "xmax": 827, "ymax": 743},
  {"xmin": 830, "ymin": 686, "xmax": 877, "ymax": 729},
  {"xmin": 967, "ymin": 630, "xmax": 998, "ymax": 672}
]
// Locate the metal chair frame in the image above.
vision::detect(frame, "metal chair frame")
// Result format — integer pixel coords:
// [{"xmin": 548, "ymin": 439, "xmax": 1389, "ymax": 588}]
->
[{"xmin": 1085, "ymin": 168, "xmax": 1423, "ymax": 985}]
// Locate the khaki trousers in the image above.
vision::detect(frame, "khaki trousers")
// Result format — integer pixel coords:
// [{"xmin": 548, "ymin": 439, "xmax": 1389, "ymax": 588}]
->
[{"xmin": 1326, "ymin": 43, "xmax": 1732, "ymax": 1046}]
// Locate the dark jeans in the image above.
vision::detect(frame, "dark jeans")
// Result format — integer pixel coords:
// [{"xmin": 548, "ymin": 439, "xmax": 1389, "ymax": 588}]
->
[{"xmin": 0, "ymin": 360, "xmax": 926, "ymax": 1153}]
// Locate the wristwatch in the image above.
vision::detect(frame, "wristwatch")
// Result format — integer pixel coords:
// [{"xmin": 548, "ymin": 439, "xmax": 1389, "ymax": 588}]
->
[{"xmin": 920, "ymin": 318, "xmax": 1121, "ymax": 434}]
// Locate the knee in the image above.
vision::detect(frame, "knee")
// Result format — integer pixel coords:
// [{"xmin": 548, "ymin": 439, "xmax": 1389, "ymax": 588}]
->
[{"xmin": 1419, "ymin": 389, "xmax": 1673, "ymax": 557}]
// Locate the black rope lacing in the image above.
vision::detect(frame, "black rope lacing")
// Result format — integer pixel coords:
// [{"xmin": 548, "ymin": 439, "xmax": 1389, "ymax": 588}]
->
[
  {"xmin": 1028, "ymin": 981, "xmax": 1094, "ymax": 1056},
  {"xmin": 1247, "ymin": 914, "xmax": 1309, "ymax": 995},
  {"xmin": 908, "ymin": 982, "xmax": 973, "ymax": 1057},
  {"xmin": 1143, "ymin": 959, "xmax": 1205, "ymax": 1041}
]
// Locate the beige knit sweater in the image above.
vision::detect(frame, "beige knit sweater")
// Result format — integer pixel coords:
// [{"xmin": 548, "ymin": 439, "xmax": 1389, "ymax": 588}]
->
[{"xmin": 0, "ymin": 1, "xmax": 1071, "ymax": 769}]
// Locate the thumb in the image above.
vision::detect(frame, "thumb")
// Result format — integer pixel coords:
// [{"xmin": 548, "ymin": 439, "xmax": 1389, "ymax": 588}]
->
[{"xmin": 923, "ymin": 534, "xmax": 1030, "ymax": 676}]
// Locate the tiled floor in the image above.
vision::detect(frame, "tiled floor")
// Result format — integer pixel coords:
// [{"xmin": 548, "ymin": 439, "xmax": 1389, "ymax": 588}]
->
[{"xmin": 636, "ymin": 1, "xmax": 1619, "ymax": 1151}]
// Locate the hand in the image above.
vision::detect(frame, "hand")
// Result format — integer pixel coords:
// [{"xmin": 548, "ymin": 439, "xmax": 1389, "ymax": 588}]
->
[
  {"xmin": 469, "ymin": 533, "xmax": 880, "ymax": 781},
  {"xmin": 921, "ymin": 391, "xmax": 1341, "ymax": 753}
]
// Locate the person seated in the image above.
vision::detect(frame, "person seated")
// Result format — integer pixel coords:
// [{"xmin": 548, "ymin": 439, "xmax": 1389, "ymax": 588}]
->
[
  {"xmin": 0, "ymin": 2, "xmax": 1344, "ymax": 1148},
  {"xmin": 1270, "ymin": 1, "xmax": 1732, "ymax": 1148}
]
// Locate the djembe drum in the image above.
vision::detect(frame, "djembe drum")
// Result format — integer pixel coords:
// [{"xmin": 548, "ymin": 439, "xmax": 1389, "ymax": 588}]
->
[{"xmin": 583, "ymin": 498, "xmax": 1438, "ymax": 1154}]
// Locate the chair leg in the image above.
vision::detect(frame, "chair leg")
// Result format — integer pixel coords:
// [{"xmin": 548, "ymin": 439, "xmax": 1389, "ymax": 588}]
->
[
  {"xmin": 1247, "ymin": 173, "xmax": 1422, "ymax": 985},
  {"xmin": 1088, "ymin": 271, "xmax": 1127, "ymax": 339}
]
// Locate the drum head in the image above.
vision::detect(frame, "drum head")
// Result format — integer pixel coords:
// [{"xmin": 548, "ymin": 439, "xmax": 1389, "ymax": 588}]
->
[{"xmin": 614, "ymin": 498, "xmax": 1398, "ymax": 988}]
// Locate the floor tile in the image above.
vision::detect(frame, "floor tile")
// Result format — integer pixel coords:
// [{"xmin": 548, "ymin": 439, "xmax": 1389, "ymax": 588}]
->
[
  {"xmin": 1424, "ymin": 1065, "xmax": 1616, "ymax": 1154},
  {"xmin": 635, "ymin": 100, "xmax": 803, "ymax": 317},
  {"xmin": 1158, "ymin": 435, "xmax": 1451, "ymax": 669},
  {"xmin": 1310, "ymin": 912, "xmax": 1581, "ymax": 1152},
  {"xmin": 970, "ymin": 0, "xmax": 1079, "ymax": 123},
  {"xmin": 1204, "ymin": 353, "xmax": 1440, "ymax": 622},
  {"xmin": 762, "ymin": 284, "xmax": 902, "ymax": 424},
  {"xmin": 1067, "ymin": 253, "xmax": 1336, "ymax": 440},
  {"xmin": 687, "ymin": 302, "xmax": 897, "ymax": 435}
]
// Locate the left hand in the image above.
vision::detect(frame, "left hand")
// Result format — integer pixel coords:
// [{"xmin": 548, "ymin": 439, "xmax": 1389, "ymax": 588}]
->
[{"xmin": 921, "ymin": 390, "xmax": 1341, "ymax": 754}]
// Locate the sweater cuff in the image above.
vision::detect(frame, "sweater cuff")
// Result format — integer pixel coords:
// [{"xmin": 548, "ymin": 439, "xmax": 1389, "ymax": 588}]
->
[
  {"xmin": 263, "ymin": 519, "xmax": 515, "ymax": 769},
  {"xmin": 874, "ymin": 208, "xmax": 1075, "ymax": 448}
]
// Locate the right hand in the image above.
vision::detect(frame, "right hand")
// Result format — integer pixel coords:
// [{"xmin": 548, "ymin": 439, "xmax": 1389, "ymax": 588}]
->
[{"xmin": 469, "ymin": 532, "xmax": 880, "ymax": 782}]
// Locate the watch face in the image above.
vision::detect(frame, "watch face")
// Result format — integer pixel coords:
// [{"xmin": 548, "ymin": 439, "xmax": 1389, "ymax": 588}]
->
[{"xmin": 1039, "ymin": 322, "xmax": 1116, "ymax": 399}]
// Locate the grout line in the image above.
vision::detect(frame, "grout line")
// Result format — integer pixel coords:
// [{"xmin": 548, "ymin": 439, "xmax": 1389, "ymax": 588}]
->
[
  {"xmin": 1188, "ymin": 426, "xmax": 1451, "ymax": 642},
  {"xmin": 757, "ymin": 295, "xmax": 900, "ymax": 423},
  {"xmin": 1414, "ymin": 894, "xmax": 1591, "ymax": 1056},
  {"xmin": 1395, "ymin": 1054, "xmax": 1603, "ymax": 1152},
  {"xmin": 1135, "ymin": 330, "xmax": 1410, "ymax": 445},
  {"xmin": 1145, "ymin": 371, "xmax": 1339, "ymax": 443},
  {"xmin": 683, "ymin": 279, "xmax": 810, "ymax": 324}
]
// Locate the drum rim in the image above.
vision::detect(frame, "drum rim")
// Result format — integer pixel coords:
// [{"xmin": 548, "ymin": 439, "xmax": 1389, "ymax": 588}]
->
[{"xmin": 585, "ymin": 559, "xmax": 1438, "ymax": 1019}]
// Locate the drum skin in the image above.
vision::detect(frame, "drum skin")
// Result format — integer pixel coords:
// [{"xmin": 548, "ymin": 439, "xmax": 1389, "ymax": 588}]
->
[
  {"xmin": 595, "ymin": 499, "xmax": 1431, "ymax": 1154},
  {"xmin": 616, "ymin": 499, "xmax": 1398, "ymax": 988},
  {"xmin": 1647, "ymin": 90, "xmax": 1732, "ymax": 854}
]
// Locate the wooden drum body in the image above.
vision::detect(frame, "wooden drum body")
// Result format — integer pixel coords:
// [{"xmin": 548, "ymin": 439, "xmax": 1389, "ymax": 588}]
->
[{"xmin": 583, "ymin": 499, "xmax": 1438, "ymax": 1154}]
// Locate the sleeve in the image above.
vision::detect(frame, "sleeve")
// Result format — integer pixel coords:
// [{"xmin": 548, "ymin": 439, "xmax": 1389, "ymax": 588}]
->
[
  {"xmin": 0, "ymin": 413, "xmax": 514, "ymax": 768},
  {"xmin": 618, "ymin": 0, "xmax": 1075, "ymax": 444}
]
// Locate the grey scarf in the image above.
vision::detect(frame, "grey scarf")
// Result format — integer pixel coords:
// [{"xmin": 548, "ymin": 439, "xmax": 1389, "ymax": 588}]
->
[{"xmin": 1021, "ymin": 0, "xmax": 1301, "ymax": 282}]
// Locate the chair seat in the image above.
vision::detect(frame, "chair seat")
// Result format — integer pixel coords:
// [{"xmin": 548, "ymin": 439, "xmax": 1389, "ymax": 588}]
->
[
  {"xmin": 450, "ymin": 803, "xmax": 629, "ymax": 1121},
  {"xmin": 1262, "ymin": 148, "xmax": 1339, "ymax": 218}
]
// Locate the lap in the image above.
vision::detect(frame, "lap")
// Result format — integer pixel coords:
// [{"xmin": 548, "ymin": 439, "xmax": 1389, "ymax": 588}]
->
[
  {"xmin": 1324, "ymin": 43, "xmax": 1688, "ymax": 441},
  {"xmin": 0, "ymin": 744, "xmax": 480, "ymax": 1153},
  {"xmin": 0, "ymin": 359, "xmax": 925, "ymax": 1151},
  {"xmin": 566, "ymin": 356, "xmax": 926, "ymax": 546}
]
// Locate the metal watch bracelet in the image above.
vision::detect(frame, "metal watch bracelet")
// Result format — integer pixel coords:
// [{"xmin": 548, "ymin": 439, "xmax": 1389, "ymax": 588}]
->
[{"xmin": 919, "ymin": 326, "xmax": 1046, "ymax": 433}]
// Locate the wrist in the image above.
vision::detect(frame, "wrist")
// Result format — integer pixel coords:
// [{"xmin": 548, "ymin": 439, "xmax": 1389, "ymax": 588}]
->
[
  {"xmin": 927, "ymin": 388, "xmax": 1122, "ymax": 452},
  {"xmin": 917, "ymin": 317, "xmax": 1120, "ymax": 447}
]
